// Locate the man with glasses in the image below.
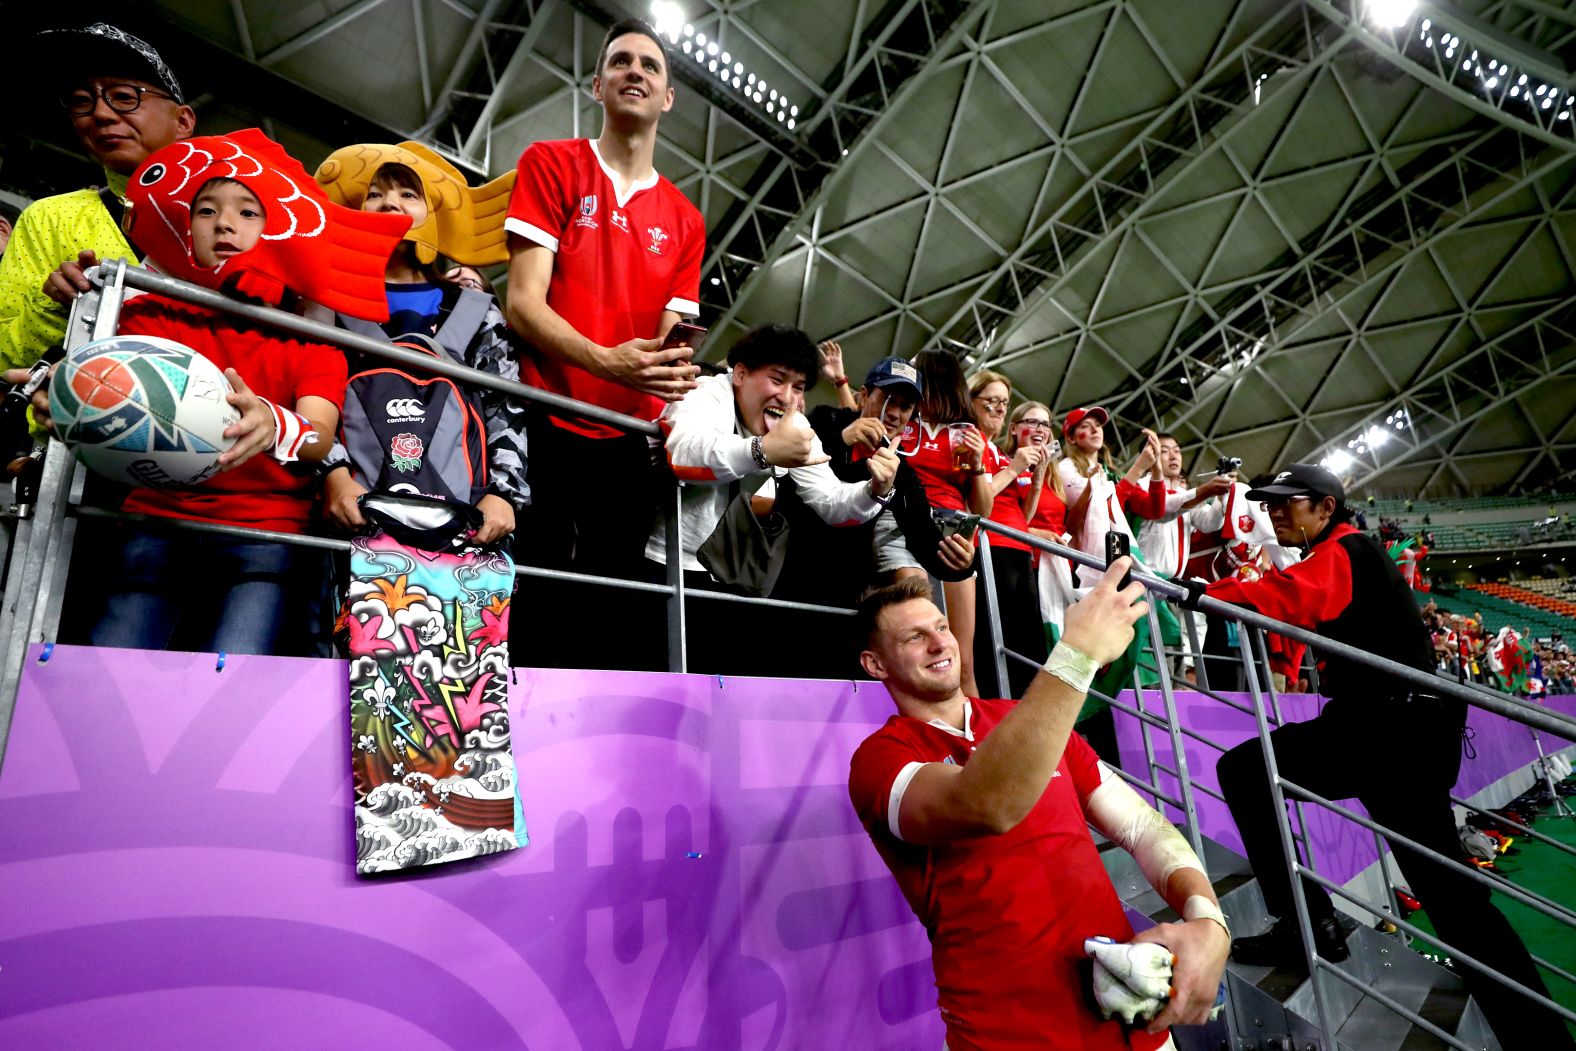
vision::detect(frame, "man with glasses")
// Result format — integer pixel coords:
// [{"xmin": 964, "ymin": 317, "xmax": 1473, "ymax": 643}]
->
[
  {"xmin": 0, "ymin": 23, "xmax": 195, "ymax": 376},
  {"xmin": 1189, "ymin": 464, "xmax": 1570, "ymax": 1049}
]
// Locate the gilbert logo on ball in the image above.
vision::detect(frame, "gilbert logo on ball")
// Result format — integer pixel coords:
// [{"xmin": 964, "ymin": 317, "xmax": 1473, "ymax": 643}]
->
[{"xmin": 48, "ymin": 335, "xmax": 240, "ymax": 488}]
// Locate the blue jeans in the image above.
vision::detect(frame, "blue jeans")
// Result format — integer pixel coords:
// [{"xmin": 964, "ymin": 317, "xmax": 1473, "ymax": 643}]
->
[{"xmin": 90, "ymin": 527, "xmax": 312, "ymax": 655}]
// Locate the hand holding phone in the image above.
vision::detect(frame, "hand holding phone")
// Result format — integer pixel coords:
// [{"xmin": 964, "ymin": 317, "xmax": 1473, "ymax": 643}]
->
[
  {"xmin": 935, "ymin": 509, "xmax": 981, "ymax": 543},
  {"xmin": 1105, "ymin": 530, "xmax": 1132, "ymax": 591},
  {"xmin": 659, "ymin": 322, "xmax": 708, "ymax": 362}
]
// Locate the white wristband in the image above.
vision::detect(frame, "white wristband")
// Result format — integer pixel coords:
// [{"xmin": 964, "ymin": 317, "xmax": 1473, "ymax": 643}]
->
[
  {"xmin": 1043, "ymin": 641, "xmax": 1099, "ymax": 693},
  {"xmin": 1183, "ymin": 894, "xmax": 1230, "ymax": 939},
  {"xmin": 260, "ymin": 396, "xmax": 318, "ymax": 464}
]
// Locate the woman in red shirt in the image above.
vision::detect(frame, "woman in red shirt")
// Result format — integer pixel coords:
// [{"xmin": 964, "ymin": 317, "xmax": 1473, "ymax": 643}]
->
[
  {"xmin": 908, "ymin": 350, "xmax": 991, "ymax": 696},
  {"xmin": 969, "ymin": 370, "xmax": 1050, "ymax": 698},
  {"xmin": 1007, "ymin": 401, "xmax": 1076, "ymax": 646}
]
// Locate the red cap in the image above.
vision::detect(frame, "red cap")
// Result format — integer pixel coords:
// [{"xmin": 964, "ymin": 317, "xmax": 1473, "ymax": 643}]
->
[{"xmin": 1063, "ymin": 406, "xmax": 1109, "ymax": 438}]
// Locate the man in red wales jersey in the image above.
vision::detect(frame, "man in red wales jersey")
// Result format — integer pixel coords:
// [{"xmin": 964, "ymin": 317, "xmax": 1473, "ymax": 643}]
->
[
  {"xmin": 504, "ymin": 18, "xmax": 705, "ymax": 665},
  {"xmin": 849, "ymin": 560, "xmax": 1229, "ymax": 1050}
]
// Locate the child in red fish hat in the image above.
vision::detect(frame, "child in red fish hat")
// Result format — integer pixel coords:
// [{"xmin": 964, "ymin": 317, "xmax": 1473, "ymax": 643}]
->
[
  {"xmin": 124, "ymin": 128, "xmax": 409, "ymax": 320},
  {"xmin": 85, "ymin": 130, "xmax": 406, "ymax": 655}
]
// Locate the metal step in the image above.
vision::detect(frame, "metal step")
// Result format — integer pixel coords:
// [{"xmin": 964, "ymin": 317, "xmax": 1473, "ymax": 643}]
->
[{"xmin": 1096, "ymin": 829, "xmax": 1503, "ymax": 1051}]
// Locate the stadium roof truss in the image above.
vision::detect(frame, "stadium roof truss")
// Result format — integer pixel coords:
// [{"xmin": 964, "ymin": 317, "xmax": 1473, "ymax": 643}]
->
[{"xmin": 118, "ymin": 0, "xmax": 1576, "ymax": 495}]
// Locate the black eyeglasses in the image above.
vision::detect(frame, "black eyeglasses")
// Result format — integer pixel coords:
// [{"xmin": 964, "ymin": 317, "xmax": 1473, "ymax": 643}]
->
[
  {"xmin": 61, "ymin": 83, "xmax": 175, "ymax": 116},
  {"xmin": 1259, "ymin": 495, "xmax": 1312, "ymax": 512}
]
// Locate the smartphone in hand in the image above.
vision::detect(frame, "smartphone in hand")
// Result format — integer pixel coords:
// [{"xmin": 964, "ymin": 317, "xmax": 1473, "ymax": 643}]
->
[
  {"xmin": 660, "ymin": 322, "xmax": 708, "ymax": 362},
  {"xmin": 935, "ymin": 509, "xmax": 982, "ymax": 543},
  {"xmin": 1105, "ymin": 530, "xmax": 1132, "ymax": 591}
]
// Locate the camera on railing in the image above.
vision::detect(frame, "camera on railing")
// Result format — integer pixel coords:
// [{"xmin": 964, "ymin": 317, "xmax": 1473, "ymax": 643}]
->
[{"xmin": 1216, "ymin": 455, "xmax": 1243, "ymax": 475}]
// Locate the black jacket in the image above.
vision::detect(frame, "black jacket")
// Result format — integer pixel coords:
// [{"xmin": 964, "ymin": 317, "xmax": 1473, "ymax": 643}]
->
[{"xmin": 771, "ymin": 407, "xmax": 975, "ymax": 607}]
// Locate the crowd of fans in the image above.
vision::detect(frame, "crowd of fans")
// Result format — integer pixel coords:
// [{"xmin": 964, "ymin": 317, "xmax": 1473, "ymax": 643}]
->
[
  {"xmin": 1, "ymin": 19, "xmax": 1570, "ymax": 700},
  {"xmin": 1420, "ymin": 601, "xmax": 1575, "ymax": 696}
]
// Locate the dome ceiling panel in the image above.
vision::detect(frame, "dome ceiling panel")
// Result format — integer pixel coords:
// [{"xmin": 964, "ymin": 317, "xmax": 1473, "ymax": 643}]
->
[
  {"xmin": 938, "ymin": 66, "xmax": 1055, "ymax": 184},
  {"xmin": 979, "ymin": 7, "xmax": 1109, "ymax": 136},
  {"xmin": 874, "ymin": 65, "xmax": 970, "ymax": 188},
  {"xmin": 942, "ymin": 154, "xmax": 1055, "ymax": 250},
  {"xmin": 1065, "ymin": 10, "xmax": 1189, "ymax": 137},
  {"xmin": 1138, "ymin": 195, "xmax": 1248, "ymax": 290},
  {"xmin": 902, "ymin": 204, "xmax": 1011, "ymax": 301}
]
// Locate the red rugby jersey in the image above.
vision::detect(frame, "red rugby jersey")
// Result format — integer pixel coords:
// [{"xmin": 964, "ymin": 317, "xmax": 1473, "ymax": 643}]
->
[
  {"xmin": 849, "ymin": 701, "xmax": 1169, "ymax": 1051},
  {"xmin": 980, "ymin": 442, "xmax": 1032, "ymax": 553},
  {"xmin": 116, "ymin": 295, "xmax": 347, "ymax": 534},
  {"xmin": 506, "ymin": 138, "xmax": 704, "ymax": 438}
]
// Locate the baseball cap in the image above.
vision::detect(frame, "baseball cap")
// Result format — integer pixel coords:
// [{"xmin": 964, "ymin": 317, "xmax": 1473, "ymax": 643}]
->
[
  {"xmin": 1062, "ymin": 405, "xmax": 1109, "ymax": 438},
  {"xmin": 38, "ymin": 23, "xmax": 185, "ymax": 104},
  {"xmin": 864, "ymin": 357, "xmax": 922, "ymax": 398},
  {"xmin": 1246, "ymin": 463, "xmax": 1345, "ymax": 504}
]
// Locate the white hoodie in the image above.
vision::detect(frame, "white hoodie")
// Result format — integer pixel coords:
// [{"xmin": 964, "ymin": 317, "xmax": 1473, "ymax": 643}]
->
[{"xmin": 645, "ymin": 372, "xmax": 883, "ymax": 571}]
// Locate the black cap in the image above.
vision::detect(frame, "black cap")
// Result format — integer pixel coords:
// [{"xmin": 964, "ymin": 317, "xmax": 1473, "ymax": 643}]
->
[
  {"xmin": 38, "ymin": 23, "xmax": 185, "ymax": 104},
  {"xmin": 1246, "ymin": 463, "xmax": 1345, "ymax": 504}
]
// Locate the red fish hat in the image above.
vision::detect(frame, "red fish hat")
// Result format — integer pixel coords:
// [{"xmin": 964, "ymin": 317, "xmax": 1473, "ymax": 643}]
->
[{"xmin": 124, "ymin": 129, "xmax": 410, "ymax": 320}]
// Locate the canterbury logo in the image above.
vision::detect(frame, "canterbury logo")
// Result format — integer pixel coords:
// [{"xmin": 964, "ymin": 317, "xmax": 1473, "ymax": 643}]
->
[{"xmin": 385, "ymin": 399, "xmax": 426, "ymax": 420}]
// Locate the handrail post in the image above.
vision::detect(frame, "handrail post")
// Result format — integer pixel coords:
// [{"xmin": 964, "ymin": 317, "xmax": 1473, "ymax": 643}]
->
[
  {"xmin": 1146, "ymin": 601, "xmax": 1205, "ymax": 860},
  {"xmin": 1255, "ymin": 626, "xmax": 1314, "ymax": 860},
  {"xmin": 1182, "ymin": 602, "xmax": 1212, "ymax": 692},
  {"xmin": 1236, "ymin": 626, "xmax": 1339, "ymax": 1046},
  {"xmin": 1373, "ymin": 828, "xmax": 1407, "ymax": 947},
  {"xmin": 665, "ymin": 483, "xmax": 686, "ymax": 674},
  {"xmin": 975, "ymin": 532, "xmax": 1009, "ymax": 698},
  {"xmin": 1129, "ymin": 626, "xmax": 1163, "ymax": 819}
]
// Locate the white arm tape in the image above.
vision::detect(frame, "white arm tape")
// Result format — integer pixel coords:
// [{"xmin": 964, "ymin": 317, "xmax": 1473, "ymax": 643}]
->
[
  {"xmin": 1043, "ymin": 640, "xmax": 1100, "ymax": 693},
  {"xmin": 1085, "ymin": 761, "xmax": 1205, "ymax": 894},
  {"xmin": 261, "ymin": 397, "xmax": 318, "ymax": 464}
]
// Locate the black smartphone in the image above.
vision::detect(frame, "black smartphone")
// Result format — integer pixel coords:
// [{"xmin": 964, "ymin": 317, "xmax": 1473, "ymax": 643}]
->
[
  {"xmin": 934, "ymin": 509, "xmax": 981, "ymax": 543},
  {"xmin": 1105, "ymin": 530, "xmax": 1132, "ymax": 590},
  {"xmin": 660, "ymin": 322, "xmax": 708, "ymax": 359}
]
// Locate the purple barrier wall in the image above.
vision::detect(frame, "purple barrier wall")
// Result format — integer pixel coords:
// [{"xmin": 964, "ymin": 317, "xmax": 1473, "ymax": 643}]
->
[
  {"xmin": 1114, "ymin": 689, "xmax": 1576, "ymax": 884},
  {"xmin": 0, "ymin": 646, "xmax": 941, "ymax": 1050}
]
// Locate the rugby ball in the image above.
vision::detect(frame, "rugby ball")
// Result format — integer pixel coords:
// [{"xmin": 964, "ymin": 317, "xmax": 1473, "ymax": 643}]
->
[{"xmin": 49, "ymin": 335, "xmax": 240, "ymax": 489}]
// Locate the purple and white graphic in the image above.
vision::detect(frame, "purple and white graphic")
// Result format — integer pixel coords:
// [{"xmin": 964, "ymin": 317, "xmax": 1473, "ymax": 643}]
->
[{"xmin": 0, "ymin": 647, "xmax": 938, "ymax": 1050}]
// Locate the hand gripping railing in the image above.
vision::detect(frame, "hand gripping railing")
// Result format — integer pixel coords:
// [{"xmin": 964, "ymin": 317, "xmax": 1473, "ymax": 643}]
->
[
  {"xmin": 971, "ymin": 515, "xmax": 1576, "ymax": 1049},
  {"xmin": 0, "ymin": 260, "xmax": 859, "ymax": 766}
]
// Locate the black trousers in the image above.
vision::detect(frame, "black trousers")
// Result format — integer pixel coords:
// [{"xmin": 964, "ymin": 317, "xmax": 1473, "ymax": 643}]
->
[
  {"xmin": 512, "ymin": 415, "xmax": 660, "ymax": 670},
  {"xmin": 975, "ymin": 546, "xmax": 1049, "ymax": 699},
  {"xmin": 1218, "ymin": 695, "xmax": 1572, "ymax": 1047}
]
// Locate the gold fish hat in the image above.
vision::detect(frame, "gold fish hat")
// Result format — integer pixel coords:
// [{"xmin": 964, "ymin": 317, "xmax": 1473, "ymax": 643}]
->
[{"xmin": 313, "ymin": 142, "xmax": 515, "ymax": 267}]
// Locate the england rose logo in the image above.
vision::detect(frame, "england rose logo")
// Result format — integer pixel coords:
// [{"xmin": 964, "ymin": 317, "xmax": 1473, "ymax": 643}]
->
[{"xmin": 391, "ymin": 432, "xmax": 424, "ymax": 473}]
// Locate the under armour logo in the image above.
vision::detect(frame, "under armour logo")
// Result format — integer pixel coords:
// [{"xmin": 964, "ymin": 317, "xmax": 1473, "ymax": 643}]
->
[{"xmin": 385, "ymin": 398, "xmax": 426, "ymax": 421}]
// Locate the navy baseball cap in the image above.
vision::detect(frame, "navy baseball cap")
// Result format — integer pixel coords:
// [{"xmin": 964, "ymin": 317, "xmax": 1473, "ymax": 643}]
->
[
  {"xmin": 864, "ymin": 357, "xmax": 922, "ymax": 398},
  {"xmin": 1247, "ymin": 463, "xmax": 1345, "ymax": 504}
]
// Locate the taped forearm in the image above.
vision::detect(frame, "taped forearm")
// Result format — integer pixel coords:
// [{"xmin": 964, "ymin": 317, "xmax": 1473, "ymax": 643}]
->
[{"xmin": 1085, "ymin": 768, "xmax": 1205, "ymax": 894}]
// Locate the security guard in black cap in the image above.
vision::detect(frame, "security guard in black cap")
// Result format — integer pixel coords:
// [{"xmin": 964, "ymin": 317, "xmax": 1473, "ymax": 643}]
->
[{"xmin": 1198, "ymin": 464, "xmax": 1570, "ymax": 1049}]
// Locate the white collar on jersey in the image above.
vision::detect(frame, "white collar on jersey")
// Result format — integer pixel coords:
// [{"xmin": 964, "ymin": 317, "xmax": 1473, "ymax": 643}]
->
[
  {"xmin": 927, "ymin": 699, "xmax": 974, "ymax": 742},
  {"xmin": 588, "ymin": 139, "xmax": 660, "ymax": 208}
]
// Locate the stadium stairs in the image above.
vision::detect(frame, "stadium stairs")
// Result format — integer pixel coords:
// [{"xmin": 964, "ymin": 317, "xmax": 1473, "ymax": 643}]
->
[{"xmin": 1100, "ymin": 835, "xmax": 1504, "ymax": 1051}]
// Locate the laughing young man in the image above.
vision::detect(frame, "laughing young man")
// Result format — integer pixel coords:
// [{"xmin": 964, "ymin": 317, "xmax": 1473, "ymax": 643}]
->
[
  {"xmin": 850, "ymin": 561, "xmax": 1229, "ymax": 1050},
  {"xmin": 650, "ymin": 323, "xmax": 898, "ymax": 577}
]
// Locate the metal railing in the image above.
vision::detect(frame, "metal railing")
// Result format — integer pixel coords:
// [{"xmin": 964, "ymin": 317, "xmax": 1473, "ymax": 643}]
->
[
  {"xmin": 4, "ymin": 262, "xmax": 1576, "ymax": 1047},
  {"xmin": 973, "ymin": 515, "xmax": 1576, "ymax": 1049},
  {"xmin": 0, "ymin": 260, "xmax": 858, "ymax": 764}
]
